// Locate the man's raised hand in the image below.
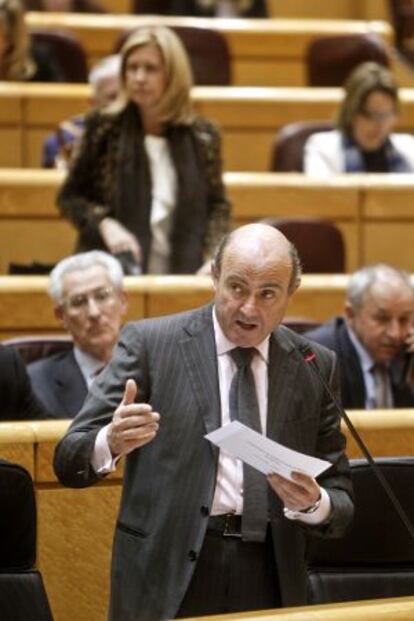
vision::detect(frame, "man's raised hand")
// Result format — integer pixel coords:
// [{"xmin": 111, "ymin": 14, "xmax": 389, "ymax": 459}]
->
[{"xmin": 108, "ymin": 379, "xmax": 160, "ymax": 457}]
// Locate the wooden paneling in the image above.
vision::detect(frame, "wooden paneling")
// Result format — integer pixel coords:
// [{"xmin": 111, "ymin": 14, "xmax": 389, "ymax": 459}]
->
[
  {"xmin": 1, "ymin": 414, "xmax": 414, "ymax": 621},
  {"xmin": 37, "ymin": 485, "xmax": 120, "ymax": 621},
  {"xmin": 25, "ymin": 13, "xmax": 392, "ymax": 86},
  {"xmin": 343, "ymin": 410, "xmax": 414, "ymax": 458},
  {"xmin": 7, "ymin": 169, "xmax": 414, "ymax": 274},
  {"xmin": 4, "ymin": 85, "xmax": 414, "ymax": 169},
  {"xmin": 0, "ymin": 276, "xmax": 146, "ymax": 336}
]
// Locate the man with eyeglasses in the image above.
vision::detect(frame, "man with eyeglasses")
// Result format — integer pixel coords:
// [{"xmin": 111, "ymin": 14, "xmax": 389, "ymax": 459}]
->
[{"xmin": 28, "ymin": 251, "xmax": 128, "ymax": 417}]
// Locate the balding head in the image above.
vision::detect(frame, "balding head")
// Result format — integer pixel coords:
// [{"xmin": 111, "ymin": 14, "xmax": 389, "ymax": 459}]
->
[
  {"xmin": 213, "ymin": 224, "xmax": 302, "ymax": 294},
  {"xmin": 212, "ymin": 224, "xmax": 302, "ymax": 347}
]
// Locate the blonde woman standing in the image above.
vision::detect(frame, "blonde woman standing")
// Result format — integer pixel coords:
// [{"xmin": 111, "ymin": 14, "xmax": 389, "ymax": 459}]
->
[{"xmin": 58, "ymin": 26, "xmax": 230, "ymax": 274}]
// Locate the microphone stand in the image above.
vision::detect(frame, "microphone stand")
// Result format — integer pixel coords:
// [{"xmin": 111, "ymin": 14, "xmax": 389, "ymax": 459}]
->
[{"xmin": 301, "ymin": 344, "xmax": 414, "ymax": 541}]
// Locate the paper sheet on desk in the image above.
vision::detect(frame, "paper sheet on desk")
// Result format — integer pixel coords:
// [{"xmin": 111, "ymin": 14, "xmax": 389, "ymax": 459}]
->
[{"xmin": 205, "ymin": 421, "xmax": 331, "ymax": 480}]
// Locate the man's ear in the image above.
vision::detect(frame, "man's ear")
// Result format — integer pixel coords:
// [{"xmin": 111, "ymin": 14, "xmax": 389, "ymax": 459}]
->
[
  {"xmin": 54, "ymin": 305, "xmax": 68, "ymax": 330},
  {"xmin": 344, "ymin": 301, "xmax": 355, "ymax": 322}
]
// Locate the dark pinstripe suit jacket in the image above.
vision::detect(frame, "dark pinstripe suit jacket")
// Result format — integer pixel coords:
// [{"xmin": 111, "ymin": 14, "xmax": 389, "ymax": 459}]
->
[{"xmin": 54, "ymin": 304, "xmax": 353, "ymax": 621}]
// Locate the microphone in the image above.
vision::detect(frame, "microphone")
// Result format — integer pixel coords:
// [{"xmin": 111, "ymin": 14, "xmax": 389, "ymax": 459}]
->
[{"xmin": 300, "ymin": 342, "xmax": 414, "ymax": 541}]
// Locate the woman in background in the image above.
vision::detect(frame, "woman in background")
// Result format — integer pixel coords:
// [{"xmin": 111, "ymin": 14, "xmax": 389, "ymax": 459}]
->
[
  {"xmin": 58, "ymin": 26, "xmax": 230, "ymax": 274},
  {"xmin": 304, "ymin": 62, "xmax": 414, "ymax": 175},
  {"xmin": 0, "ymin": 0, "xmax": 62, "ymax": 81}
]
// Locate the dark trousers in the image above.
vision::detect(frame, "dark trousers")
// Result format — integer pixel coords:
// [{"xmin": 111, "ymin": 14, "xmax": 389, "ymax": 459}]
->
[{"xmin": 176, "ymin": 524, "xmax": 281, "ymax": 618}]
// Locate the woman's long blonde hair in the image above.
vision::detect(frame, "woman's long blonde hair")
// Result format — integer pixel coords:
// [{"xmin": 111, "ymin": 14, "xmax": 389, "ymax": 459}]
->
[
  {"xmin": 0, "ymin": 0, "xmax": 35, "ymax": 80},
  {"xmin": 108, "ymin": 25, "xmax": 194, "ymax": 125}
]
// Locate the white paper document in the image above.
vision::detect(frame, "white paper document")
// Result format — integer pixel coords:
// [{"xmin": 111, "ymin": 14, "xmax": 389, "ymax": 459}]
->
[{"xmin": 205, "ymin": 421, "xmax": 331, "ymax": 481}]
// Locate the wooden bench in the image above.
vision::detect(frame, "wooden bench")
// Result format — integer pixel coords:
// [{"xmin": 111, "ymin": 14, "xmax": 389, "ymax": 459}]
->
[
  {"xmin": 3, "ymin": 169, "xmax": 414, "ymax": 273},
  {"xmin": 0, "ymin": 274, "xmax": 350, "ymax": 338},
  {"xmin": 0, "ymin": 169, "xmax": 360, "ymax": 272},
  {"xmin": 25, "ymin": 13, "xmax": 392, "ymax": 87},
  {"xmin": 3, "ymin": 84, "xmax": 414, "ymax": 170},
  {"xmin": 0, "ymin": 411, "xmax": 412, "ymax": 621}
]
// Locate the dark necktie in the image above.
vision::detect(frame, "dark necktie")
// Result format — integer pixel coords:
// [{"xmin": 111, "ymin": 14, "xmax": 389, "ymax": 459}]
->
[
  {"xmin": 229, "ymin": 347, "xmax": 268, "ymax": 542},
  {"xmin": 371, "ymin": 363, "xmax": 392, "ymax": 408}
]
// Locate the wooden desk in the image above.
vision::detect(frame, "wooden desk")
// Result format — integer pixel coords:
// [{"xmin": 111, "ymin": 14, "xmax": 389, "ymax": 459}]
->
[
  {"xmin": 0, "ymin": 169, "xmax": 360, "ymax": 272},
  {"xmin": 185, "ymin": 597, "xmax": 414, "ymax": 620},
  {"xmin": 5, "ymin": 169, "xmax": 414, "ymax": 274},
  {"xmin": 25, "ymin": 13, "xmax": 392, "ymax": 87},
  {"xmin": 4, "ymin": 84, "xmax": 414, "ymax": 170},
  {"xmin": 0, "ymin": 412, "xmax": 412, "ymax": 621},
  {"xmin": 0, "ymin": 274, "xmax": 349, "ymax": 338}
]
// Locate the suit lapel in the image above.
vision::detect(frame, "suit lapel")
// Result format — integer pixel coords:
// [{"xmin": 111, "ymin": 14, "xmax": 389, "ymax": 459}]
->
[
  {"xmin": 179, "ymin": 305, "xmax": 221, "ymax": 440},
  {"xmin": 336, "ymin": 320, "xmax": 366, "ymax": 408},
  {"xmin": 266, "ymin": 328, "xmax": 300, "ymax": 440},
  {"xmin": 53, "ymin": 351, "xmax": 87, "ymax": 417}
]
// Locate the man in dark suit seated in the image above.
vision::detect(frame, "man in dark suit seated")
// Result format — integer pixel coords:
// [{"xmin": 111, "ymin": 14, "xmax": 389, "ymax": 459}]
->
[
  {"xmin": 305, "ymin": 263, "xmax": 414, "ymax": 410},
  {"xmin": 54, "ymin": 223, "xmax": 353, "ymax": 621},
  {"xmin": 0, "ymin": 344, "xmax": 47, "ymax": 421},
  {"xmin": 28, "ymin": 251, "xmax": 127, "ymax": 418}
]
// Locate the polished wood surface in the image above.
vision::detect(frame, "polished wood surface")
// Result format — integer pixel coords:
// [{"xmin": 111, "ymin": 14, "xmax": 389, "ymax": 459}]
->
[
  {"xmin": 4, "ymin": 84, "xmax": 414, "ymax": 169},
  {"xmin": 3, "ymin": 170, "xmax": 414, "ymax": 273},
  {"xmin": 0, "ymin": 413, "xmax": 412, "ymax": 621},
  {"xmin": 0, "ymin": 274, "xmax": 347, "ymax": 337},
  {"xmin": 183, "ymin": 596, "xmax": 414, "ymax": 620},
  {"xmin": 25, "ymin": 13, "xmax": 392, "ymax": 86}
]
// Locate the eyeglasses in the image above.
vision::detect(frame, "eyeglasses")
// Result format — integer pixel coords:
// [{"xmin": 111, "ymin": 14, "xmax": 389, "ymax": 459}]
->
[
  {"xmin": 62, "ymin": 286, "xmax": 116, "ymax": 314},
  {"xmin": 358, "ymin": 109, "xmax": 397, "ymax": 123}
]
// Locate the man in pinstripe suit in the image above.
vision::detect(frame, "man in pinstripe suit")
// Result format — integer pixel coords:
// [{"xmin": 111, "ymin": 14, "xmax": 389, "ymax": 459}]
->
[{"xmin": 54, "ymin": 223, "xmax": 353, "ymax": 621}]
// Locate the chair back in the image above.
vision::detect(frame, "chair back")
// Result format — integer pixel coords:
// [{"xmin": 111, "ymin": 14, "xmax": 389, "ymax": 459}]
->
[
  {"xmin": 114, "ymin": 25, "xmax": 231, "ymax": 85},
  {"xmin": 2, "ymin": 336, "xmax": 73, "ymax": 365},
  {"xmin": 270, "ymin": 121, "xmax": 333, "ymax": 172},
  {"xmin": 262, "ymin": 217, "xmax": 345, "ymax": 273},
  {"xmin": 30, "ymin": 29, "xmax": 88, "ymax": 83},
  {"xmin": 307, "ymin": 457, "xmax": 414, "ymax": 604},
  {"xmin": 0, "ymin": 459, "xmax": 54, "ymax": 621},
  {"xmin": 306, "ymin": 33, "xmax": 389, "ymax": 87}
]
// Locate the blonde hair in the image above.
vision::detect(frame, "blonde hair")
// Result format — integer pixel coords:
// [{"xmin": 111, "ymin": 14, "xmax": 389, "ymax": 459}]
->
[
  {"xmin": 109, "ymin": 26, "xmax": 194, "ymax": 125},
  {"xmin": 0, "ymin": 0, "xmax": 35, "ymax": 80},
  {"xmin": 337, "ymin": 62, "xmax": 399, "ymax": 136}
]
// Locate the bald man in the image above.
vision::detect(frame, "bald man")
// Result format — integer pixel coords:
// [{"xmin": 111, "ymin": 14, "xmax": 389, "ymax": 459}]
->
[
  {"xmin": 54, "ymin": 224, "xmax": 353, "ymax": 621},
  {"xmin": 306, "ymin": 263, "xmax": 414, "ymax": 409}
]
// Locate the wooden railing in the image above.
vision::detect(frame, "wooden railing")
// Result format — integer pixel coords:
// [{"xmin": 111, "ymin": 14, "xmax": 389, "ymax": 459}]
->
[
  {"xmin": 1, "ymin": 411, "xmax": 413, "ymax": 621},
  {"xmin": 1, "ymin": 170, "xmax": 414, "ymax": 273},
  {"xmin": 25, "ymin": 13, "xmax": 392, "ymax": 86}
]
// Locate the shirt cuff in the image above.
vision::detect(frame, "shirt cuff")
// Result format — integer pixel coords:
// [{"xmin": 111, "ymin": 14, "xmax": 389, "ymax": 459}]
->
[
  {"xmin": 91, "ymin": 424, "xmax": 120, "ymax": 474},
  {"xmin": 283, "ymin": 487, "xmax": 331, "ymax": 525}
]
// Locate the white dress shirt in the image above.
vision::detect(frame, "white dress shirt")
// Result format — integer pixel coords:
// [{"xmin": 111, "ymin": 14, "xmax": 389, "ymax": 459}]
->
[
  {"xmin": 144, "ymin": 135, "xmax": 177, "ymax": 274},
  {"xmin": 73, "ymin": 346, "xmax": 105, "ymax": 389}
]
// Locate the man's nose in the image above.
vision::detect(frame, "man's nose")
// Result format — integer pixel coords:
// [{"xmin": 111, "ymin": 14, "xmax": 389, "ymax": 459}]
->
[
  {"xmin": 86, "ymin": 296, "xmax": 101, "ymax": 317},
  {"xmin": 386, "ymin": 318, "xmax": 403, "ymax": 340},
  {"xmin": 240, "ymin": 294, "xmax": 257, "ymax": 314}
]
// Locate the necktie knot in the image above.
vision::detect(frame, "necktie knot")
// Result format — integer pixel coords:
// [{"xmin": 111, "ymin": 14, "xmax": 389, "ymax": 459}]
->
[{"xmin": 230, "ymin": 347, "xmax": 256, "ymax": 368}]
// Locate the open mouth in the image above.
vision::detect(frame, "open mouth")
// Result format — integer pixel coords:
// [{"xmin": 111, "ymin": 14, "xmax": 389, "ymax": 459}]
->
[{"xmin": 236, "ymin": 319, "xmax": 257, "ymax": 331}]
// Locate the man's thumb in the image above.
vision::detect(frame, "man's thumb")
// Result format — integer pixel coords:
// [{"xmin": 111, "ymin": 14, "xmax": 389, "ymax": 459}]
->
[{"xmin": 121, "ymin": 379, "xmax": 138, "ymax": 406}]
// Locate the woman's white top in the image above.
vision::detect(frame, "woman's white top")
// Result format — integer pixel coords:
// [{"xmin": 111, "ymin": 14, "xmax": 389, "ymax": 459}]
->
[
  {"xmin": 304, "ymin": 129, "xmax": 414, "ymax": 176},
  {"xmin": 144, "ymin": 135, "xmax": 177, "ymax": 274}
]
